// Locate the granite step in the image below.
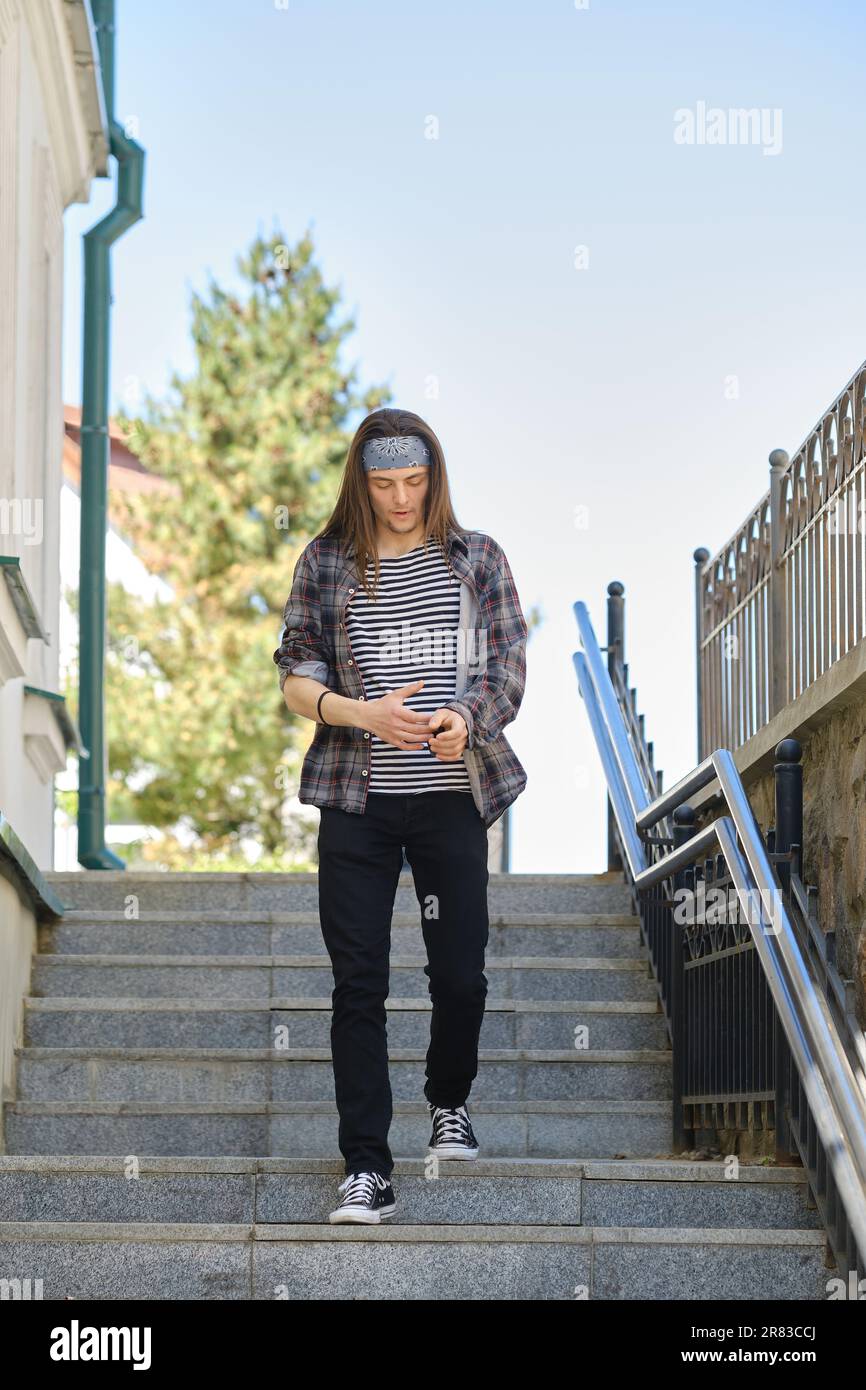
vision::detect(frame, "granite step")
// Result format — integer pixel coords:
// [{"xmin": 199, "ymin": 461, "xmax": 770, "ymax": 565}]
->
[
  {"xmin": 38, "ymin": 912, "xmax": 644, "ymax": 960},
  {"xmin": 0, "ymin": 1155, "xmax": 820, "ymax": 1230},
  {"xmin": 43, "ymin": 871, "xmax": 635, "ymax": 918},
  {"xmin": 23, "ymin": 996, "xmax": 669, "ymax": 1051},
  {"xmin": 0, "ymin": 1219, "xmax": 829, "ymax": 1299},
  {"xmin": 3, "ymin": 1098, "xmax": 675, "ymax": 1159},
  {"xmin": 30, "ymin": 954, "xmax": 658, "ymax": 1002},
  {"xmin": 7, "ymin": 870, "xmax": 828, "ymax": 1303},
  {"xmin": 13, "ymin": 1046, "xmax": 673, "ymax": 1104}
]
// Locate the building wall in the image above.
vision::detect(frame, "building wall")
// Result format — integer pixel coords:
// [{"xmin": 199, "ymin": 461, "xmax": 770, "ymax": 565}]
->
[{"xmin": 0, "ymin": 1, "xmax": 104, "ymax": 866}]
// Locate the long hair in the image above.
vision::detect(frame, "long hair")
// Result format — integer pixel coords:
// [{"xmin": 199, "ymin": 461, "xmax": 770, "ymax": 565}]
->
[{"xmin": 316, "ymin": 408, "xmax": 464, "ymax": 597}]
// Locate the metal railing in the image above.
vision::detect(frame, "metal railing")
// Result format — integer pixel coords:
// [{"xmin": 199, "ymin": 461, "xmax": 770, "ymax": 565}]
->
[
  {"xmin": 574, "ymin": 593, "xmax": 866, "ymax": 1289},
  {"xmin": 696, "ymin": 358, "xmax": 866, "ymax": 756}
]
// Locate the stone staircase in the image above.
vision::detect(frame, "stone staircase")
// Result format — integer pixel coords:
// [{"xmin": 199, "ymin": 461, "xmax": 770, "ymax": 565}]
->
[{"xmin": 0, "ymin": 871, "xmax": 830, "ymax": 1299}]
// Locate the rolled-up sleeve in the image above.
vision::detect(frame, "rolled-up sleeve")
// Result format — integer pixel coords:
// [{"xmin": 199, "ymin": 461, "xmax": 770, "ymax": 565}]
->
[{"xmin": 273, "ymin": 543, "xmax": 332, "ymax": 692}]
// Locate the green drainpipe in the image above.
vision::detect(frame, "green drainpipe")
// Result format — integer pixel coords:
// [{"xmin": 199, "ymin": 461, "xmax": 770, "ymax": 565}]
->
[{"xmin": 77, "ymin": 0, "xmax": 145, "ymax": 869}]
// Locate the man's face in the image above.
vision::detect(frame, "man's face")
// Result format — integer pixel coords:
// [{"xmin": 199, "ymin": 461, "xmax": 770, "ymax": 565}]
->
[{"xmin": 365, "ymin": 465, "xmax": 430, "ymax": 534}]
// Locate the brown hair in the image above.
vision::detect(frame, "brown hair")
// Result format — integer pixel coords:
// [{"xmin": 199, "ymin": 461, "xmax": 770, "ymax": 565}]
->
[{"xmin": 316, "ymin": 407, "xmax": 464, "ymax": 597}]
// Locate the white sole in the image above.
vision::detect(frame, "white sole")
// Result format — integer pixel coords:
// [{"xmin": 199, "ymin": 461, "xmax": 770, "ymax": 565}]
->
[
  {"xmin": 427, "ymin": 1146, "xmax": 479, "ymax": 1159},
  {"xmin": 328, "ymin": 1203, "xmax": 396, "ymax": 1225}
]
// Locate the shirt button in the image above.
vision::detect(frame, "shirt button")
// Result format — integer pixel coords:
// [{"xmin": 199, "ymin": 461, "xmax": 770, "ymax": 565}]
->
[
  {"xmin": 361, "ymin": 769, "xmax": 368, "ymax": 777},
  {"xmin": 358, "ymin": 695, "xmax": 365, "ymax": 701},
  {"xmin": 363, "ymin": 732, "xmax": 369, "ymax": 739}
]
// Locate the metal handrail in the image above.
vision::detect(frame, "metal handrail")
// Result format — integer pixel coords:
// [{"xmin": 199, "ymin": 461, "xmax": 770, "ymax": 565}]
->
[{"xmin": 573, "ymin": 598, "xmax": 866, "ymax": 1269}]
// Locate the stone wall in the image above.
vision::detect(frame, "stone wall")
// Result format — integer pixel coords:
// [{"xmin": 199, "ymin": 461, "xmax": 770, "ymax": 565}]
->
[
  {"xmin": 697, "ymin": 694, "xmax": 866, "ymax": 1029},
  {"xmin": 0, "ymin": 871, "xmax": 38, "ymax": 1149}
]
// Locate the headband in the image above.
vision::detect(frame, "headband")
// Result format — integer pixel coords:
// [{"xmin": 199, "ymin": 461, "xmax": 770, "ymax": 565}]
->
[{"xmin": 362, "ymin": 434, "xmax": 431, "ymax": 470}]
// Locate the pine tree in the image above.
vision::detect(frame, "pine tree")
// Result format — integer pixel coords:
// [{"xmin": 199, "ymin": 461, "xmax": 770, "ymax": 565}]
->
[{"xmin": 105, "ymin": 229, "xmax": 389, "ymax": 863}]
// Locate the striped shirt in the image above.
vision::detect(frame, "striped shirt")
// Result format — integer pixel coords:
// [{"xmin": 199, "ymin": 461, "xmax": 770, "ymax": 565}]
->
[{"xmin": 345, "ymin": 542, "xmax": 473, "ymax": 794}]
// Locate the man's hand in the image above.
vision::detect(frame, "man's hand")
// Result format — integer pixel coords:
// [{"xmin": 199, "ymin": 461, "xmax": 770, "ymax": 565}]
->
[
  {"xmin": 362, "ymin": 681, "xmax": 432, "ymax": 750},
  {"xmin": 427, "ymin": 708, "xmax": 468, "ymax": 760}
]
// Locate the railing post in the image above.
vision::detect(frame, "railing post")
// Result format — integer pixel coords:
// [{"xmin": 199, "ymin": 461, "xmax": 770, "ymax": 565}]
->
[
  {"xmin": 773, "ymin": 737, "xmax": 802, "ymax": 1163},
  {"xmin": 671, "ymin": 803, "xmax": 697, "ymax": 1152},
  {"xmin": 693, "ymin": 547, "xmax": 709, "ymax": 761},
  {"xmin": 769, "ymin": 449, "xmax": 790, "ymax": 719},
  {"xmin": 774, "ymin": 737, "xmax": 803, "ymax": 891},
  {"xmin": 606, "ymin": 581, "xmax": 625, "ymax": 873}
]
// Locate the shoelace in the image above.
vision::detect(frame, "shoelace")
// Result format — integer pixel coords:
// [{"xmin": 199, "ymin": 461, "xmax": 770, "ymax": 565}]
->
[
  {"xmin": 337, "ymin": 1171, "xmax": 388, "ymax": 1204},
  {"xmin": 431, "ymin": 1106, "xmax": 474, "ymax": 1144}
]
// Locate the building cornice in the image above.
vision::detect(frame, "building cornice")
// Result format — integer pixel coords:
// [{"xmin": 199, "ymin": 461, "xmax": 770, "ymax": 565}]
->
[{"xmin": 23, "ymin": 0, "xmax": 108, "ymax": 206}]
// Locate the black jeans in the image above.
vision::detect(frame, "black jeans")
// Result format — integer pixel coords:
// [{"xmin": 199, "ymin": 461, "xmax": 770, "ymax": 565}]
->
[{"xmin": 317, "ymin": 790, "xmax": 490, "ymax": 1179}]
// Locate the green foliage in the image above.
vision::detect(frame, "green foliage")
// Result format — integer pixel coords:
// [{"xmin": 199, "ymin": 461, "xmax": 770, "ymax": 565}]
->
[
  {"xmin": 107, "ymin": 830, "xmax": 319, "ymax": 874},
  {"xmin": 105, "ymin": 229, "xmax": 389, "ymax": 861}
]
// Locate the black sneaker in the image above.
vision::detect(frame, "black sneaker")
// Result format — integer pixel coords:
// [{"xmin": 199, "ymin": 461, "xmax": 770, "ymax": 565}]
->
[
  {"xmin": 426, "ymin": 1102, "xmax": 479, "ymax": 1159},
  {"xmin": 328, "ymin": 1170, "xmax": 396, "ymax": 1224}
]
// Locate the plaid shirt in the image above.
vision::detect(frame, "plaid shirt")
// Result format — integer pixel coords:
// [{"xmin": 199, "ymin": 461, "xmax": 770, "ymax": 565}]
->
[{"xmin": 273, "ymin": 527, "xmax": 528, "ymax": 827}]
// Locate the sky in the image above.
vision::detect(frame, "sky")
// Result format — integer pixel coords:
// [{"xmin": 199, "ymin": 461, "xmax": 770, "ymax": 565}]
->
[{"xmin": 61, "ymin": 0, "xmax": 866, "ymax": 872}]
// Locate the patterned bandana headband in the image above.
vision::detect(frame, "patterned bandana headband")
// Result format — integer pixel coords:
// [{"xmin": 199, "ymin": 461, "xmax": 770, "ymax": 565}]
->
[{"xmin": 362, "ymin": 434, "xmax": 432, "ymax": 471}]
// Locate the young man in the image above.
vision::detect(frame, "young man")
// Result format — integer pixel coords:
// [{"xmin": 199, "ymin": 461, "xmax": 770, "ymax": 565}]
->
[{"xmin": 273, "ymin": 408, "xmax": 528, "ymax": 1224}]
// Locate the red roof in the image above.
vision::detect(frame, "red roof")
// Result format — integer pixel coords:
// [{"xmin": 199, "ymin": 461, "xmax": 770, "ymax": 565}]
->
[{"xmin": 63, "ymin": 405, "xmax": 177, "ymax": 497}]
